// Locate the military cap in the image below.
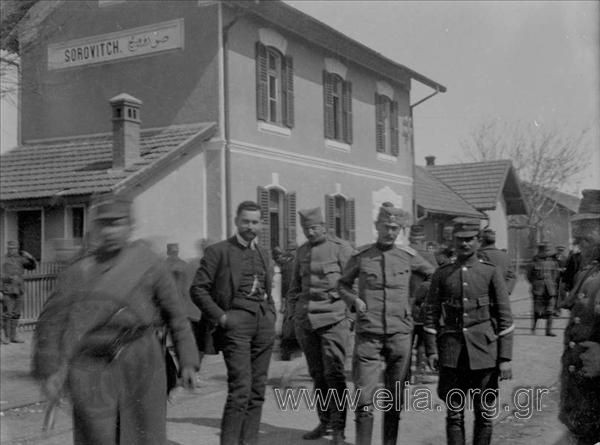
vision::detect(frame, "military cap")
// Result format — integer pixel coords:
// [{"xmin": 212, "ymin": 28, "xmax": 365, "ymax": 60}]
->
[
  {"xmin": 92, "ymin": 196, "xmax": 132, "ymax": 220},
  {"xmin": 376, "ymin": 205, "xmax": 410, "ymax": 227},
  {"xmin": 167, "ymin": 243, "xmax": 179, "ymax": 254},
  {"xmin": 452, "ymin": 217, "xmax": 481, "ymax": 237},
  {"xmin": 298, "ymin": 207, "xmax": 324, "ymax": 227},
  {"xmin": 6, "ymin": 240, "xmax": 18, "ymax": 248},
  {"xmin": 571, "ymin": 189, "xmax": 600, "ymax": 222},
  {"xmin": 409, "ymin": 224, "xmax": 426, "ymax": 239}
]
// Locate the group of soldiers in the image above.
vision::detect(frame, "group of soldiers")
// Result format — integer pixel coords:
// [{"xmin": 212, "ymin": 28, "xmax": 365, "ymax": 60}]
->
[{"xmin": 25, "ymin": 188, "xmax": 600, "ymax": 445}]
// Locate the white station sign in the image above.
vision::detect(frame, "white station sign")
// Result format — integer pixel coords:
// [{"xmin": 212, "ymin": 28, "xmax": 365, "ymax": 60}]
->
[{"xmin": 48, "ymin": 19, "xmax": 184, "ymax": 70}]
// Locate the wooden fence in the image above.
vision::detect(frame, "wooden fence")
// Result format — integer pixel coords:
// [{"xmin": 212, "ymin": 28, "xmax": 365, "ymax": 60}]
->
[{"xmin": 20, "ymin": 262, "xmax": 62, "ymax": 329}]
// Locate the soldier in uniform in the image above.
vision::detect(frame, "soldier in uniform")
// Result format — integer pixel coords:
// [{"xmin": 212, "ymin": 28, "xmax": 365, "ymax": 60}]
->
[
  {"xmin": 424, "ymin": 217, "xmax": 514, "ymax": 445},
  {"xmin": 553, "ymin": 245, "xmax": 569, "ymax": 313},
  {"xmin": 408, "ymin": 224, "xmax": 438, "ymax": 382},
  {"xmin": 338, "ymin": 205, "xmax": 435, "ymax": 445},
  {"xmin": 558, "ymin": 189, "xmax": 600, "ymax": 445},
  {"xmin": 527, "ymin": 242, "xmax": 561, "ymax": 336},
  {"xmin": 1, "ymin": 240, "xmax": 37, "ymax": 343},
  {"xmin": 32, "ymin": 196, "xmax": 199, "ymax": 445},
  {"xmin": 286, "ymin": 207, "xmax": 353, "ymax": 444},
  {"xmin": 477, "ymin": 227, "xmax": 517, "ymax": 295}
]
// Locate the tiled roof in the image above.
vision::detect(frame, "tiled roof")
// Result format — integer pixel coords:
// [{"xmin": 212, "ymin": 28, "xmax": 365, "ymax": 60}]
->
[
  {"xmin": 542, "ymin": 188, "xmax": 580, "ymax": 213},
  {"xmin": 415, "ymin": 166, "xmax": 483, "ymax": 218},
  {"xmin": 0, "ymin": 122, "xmax": 216, "ymax": 202},
  {"xmin": 425, "ymin": 160, "xmax": 528, "ymax": 215}
]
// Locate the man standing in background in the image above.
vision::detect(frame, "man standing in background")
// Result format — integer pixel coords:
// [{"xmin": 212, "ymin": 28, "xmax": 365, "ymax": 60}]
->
[
  {"xmin": 1, "ymin": 240, "xmax": 37, "ymax": 343},
  {"xmin": 527, "ymin": 242, "xmax": 560, "ymax": 336},
  {"xmin": 478, "ymin": 227, "xmax": 517, "ymax": 295}
]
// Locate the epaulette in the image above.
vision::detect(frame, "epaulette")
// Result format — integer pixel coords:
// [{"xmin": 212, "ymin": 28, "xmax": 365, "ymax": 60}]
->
[
  {"xmin": 327, "ymin": 235, "xmax": 346, "ymax": 245},
  {"xmin": 477, "ymin": 258, "xmax": 496, "ymax": 267},
  {"xmin": 398, "ymin": 245, "xmax": 416, "ymax": 256},
  {"xmin": 437, "ymin": 262, "xmax": 454, "ymax": 269},
  {"xmin": 351, "ymin": 244, "xmax": 372, "ymax": 256}
]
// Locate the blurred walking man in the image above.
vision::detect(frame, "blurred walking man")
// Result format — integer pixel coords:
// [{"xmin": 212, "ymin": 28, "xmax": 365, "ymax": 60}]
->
[{"xmin": 32, "ymin": 196, "xmax": 199, "ymax": 445}]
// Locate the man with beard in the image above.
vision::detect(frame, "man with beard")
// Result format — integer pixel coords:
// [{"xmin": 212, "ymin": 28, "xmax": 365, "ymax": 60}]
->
[
  {"xmin": 32, "ymin": 196, "xmax": 199, "ymax": 445},
  {"xmin": 338, "ymin": 205, "xmax": 434, "ymax": 445},
  {"xmin": 191, "ymin": 201, "xmax": 275, "ymax": 445},
  {"xmin": 558, "ymin": 189, "xmax": 600, "ymax": 445},
  {"xmin": 287, "ymin": 207, "xmax": 353, "ymax": 444},
  {"xmin": 424, "ymin": 217, "xmax": 514, "ymax": 445}
]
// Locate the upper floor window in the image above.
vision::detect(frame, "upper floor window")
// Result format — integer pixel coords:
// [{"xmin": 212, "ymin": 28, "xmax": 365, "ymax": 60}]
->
[
  {"xmin": 323, "ymin": 71, "xmax": 352, "ymax": 144},
  {"xmin": 257, "ymin": 186, "xmax": 297, "ymax": 251},
  {"xmin": 375, "ymin": 93, "xmax": 399, "ymax": 156},
  {"xmin": 325, "ymin": 194, "xmax": 356, "ymax": 244},
  {"xmin": 256, "ymin": 42, "xmax": 294, "ymax": 128}
]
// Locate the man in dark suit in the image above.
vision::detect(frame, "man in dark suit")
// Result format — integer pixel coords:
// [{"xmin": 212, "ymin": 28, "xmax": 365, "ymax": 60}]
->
[
  {"xmin": 190, "ymin": 201, "xmax": 275, "ymax": 445},
  {"xmin": 424, "ymin": 217, "xmax": 514, "ymax": 445}
]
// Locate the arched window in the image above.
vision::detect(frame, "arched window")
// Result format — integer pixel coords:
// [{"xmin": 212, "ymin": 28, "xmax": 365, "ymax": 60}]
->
[
  {"xmin": 375, "ymin": 93, "xmax": 399, "ymax": 156},
  {"xmin": 256, "ymin": 43, "xmax": 294, "ymax": 128},
  {"xmin": 323, "ymin": 72, "xmax": 352, "ymax": 143},
  {"xmin": 257, "ymin": 186, "xmax": 297, "ymax": 251}
]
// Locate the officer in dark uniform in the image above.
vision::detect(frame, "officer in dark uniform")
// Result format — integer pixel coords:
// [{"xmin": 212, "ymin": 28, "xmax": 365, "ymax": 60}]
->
[
  {"xmin": 478, "ymin": 226, "xmax": 516, "ymax": 295},
  {"xmin": 338, "ymin": 205, "xmax": 435, "ymax": 445},
  {"xmin": 424, "ymin": 217, "xmax": 514, "ymax": 445},
  {"xmin": 287, "ymin": 207, "xmax": 354, "ymax": 444},
  {"xmin": 1, "ymin": 240, "xmax": 37, "ymax": 343},
  {"xmin": 527, "ymin": 242, "xmax": 561, "ymax": 336},
  {"xmin": 558, "ymin": 189, "xmax": 600, "ymax": 445}
]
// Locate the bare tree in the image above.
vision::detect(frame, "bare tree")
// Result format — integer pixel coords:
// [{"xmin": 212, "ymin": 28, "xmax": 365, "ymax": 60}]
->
[{"xmin": 460, "ymin": 118, "xmax": 589, "ymax": 241}]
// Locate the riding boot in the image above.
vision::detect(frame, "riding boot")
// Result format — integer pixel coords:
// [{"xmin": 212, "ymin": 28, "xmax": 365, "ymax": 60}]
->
[
  {"xmin": 531, "ymin": 314, "xmax": 538, "ymax": 334},
  {"xmin": 382, "ymin": 410, "xmax": 400, "ymax": 445},
  {"xmin": 473, "ymin": 422, "xmax": 493, "ymax": 445},
  {"xmin": 355, "ymin": 414, "xmax": 373, "ymax": 445}
]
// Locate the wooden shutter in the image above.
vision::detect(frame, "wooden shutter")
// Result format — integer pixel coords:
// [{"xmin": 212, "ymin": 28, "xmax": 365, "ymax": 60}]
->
[
  {"xmin": 346, "ymin": 198, "xmax": 356, "ymax": 245},
  {"xmin": 323, "ymin": 71, "xmax": 335, "ymax": 139},
  {"xmin": 375, "ymin": 93, "xmax": 385, "ymax": 152},
  {"xmin": 342, "ymin": 80, "xmax": 353, "ymax": 144},
  {"xmin": 282, "ymin": 55, "xmax": 294, "ymax": 128},
  {"xmin": 325, "ymin": 194, "xmax": 336, "ymax": 236},
  {"xmin": 285, "ymin": 192, "xmax": 297, "ymax": 249},
  {"xmin": 257, "ymin": 186, "xmax": 271, "ymax": 251},
  {"xmin": 390, "ymin": 100, "xmax": 400, "ymax": 156},
  {"xmin": 256, "ymin": 42, "xmax": 268, "ymax": 121}
]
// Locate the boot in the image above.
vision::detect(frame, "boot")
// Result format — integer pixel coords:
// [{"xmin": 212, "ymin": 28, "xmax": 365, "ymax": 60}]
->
[
  {"xmin": 355, "ymin": 414, "xmax": 373, "ymax": 445},
  {"xmin": 531, "ymin": 315, "xmax": 538, "ymax": 334},
  {"xmin": 382, "ymin": 410, "xmax": 400, "ymax": 445},
  {"xmin": 9, "ymin": 320, "xmax": 24, "ymax": 343},
  {"xmin": 1, "ymin": 320, "xmax": 10, "ymax": 344},
  {"xmin": 446, "ymin": 412, "xmax": 465, "ymax": 445},
  {"xmin": 331, "ymin": 430, "xmax": 345, "ymax": 445},
  {"xmin": 545, "ymin": 317, "xmax": 556, "ymax": 337},
  {"xmin": 473, "ymin": 422, "xmax": 493, "ymax": 445},
  {"xmin": 302, "ymin": 423, "xmax": 330, "ymax": 440}
]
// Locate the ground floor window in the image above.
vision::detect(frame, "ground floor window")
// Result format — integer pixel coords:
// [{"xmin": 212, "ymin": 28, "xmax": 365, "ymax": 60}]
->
[
  {"xmin": 257, "ymin": 186, "xmax": 297, "ymax": 252},
  {"xmin": 17, "ymin": 210, "xmax": 42, "ymax": 260}
]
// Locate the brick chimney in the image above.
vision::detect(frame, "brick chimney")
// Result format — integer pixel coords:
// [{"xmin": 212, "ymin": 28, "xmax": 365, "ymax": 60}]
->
[
  {"xmin": 110, "ymin": 93, "xmax": 142, "ymax": 169},
  {"xmin": 425, "ymin": 155, "xmax": 436, "ymax": 166}
]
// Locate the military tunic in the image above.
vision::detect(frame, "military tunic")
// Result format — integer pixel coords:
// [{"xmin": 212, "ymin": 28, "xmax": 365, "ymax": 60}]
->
[
  {"xmin": 287, "ymin": 235, "xmax": 353, "ymax": 432},
  {"xmin": 559, "ymin": 261, "xmax": 600, "ymax": 443},
  {"xmin": 1, "ymin": 251, "xmax": 36, "ymax": 319},
  {"xmin": 338, "ymin": 243, "xmax": 434, "ymax": 443},
  {"xmin": 423, "ymin": 254, "xmax": 514, "ymax": 445},
  {"xmin": 527, "ymin": 254, "xmax": 560, "ymax": 319}
]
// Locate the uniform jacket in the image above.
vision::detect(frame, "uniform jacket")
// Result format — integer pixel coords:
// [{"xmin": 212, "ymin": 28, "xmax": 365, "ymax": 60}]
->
[
  {"xmin": 190, "ymin": 236, "xmax": 273, "ymax": 353},
  {"xmin": 424, "ymin": 254, "xmax": 514, "ymax": 370},
  {"xmin": 559, "ymin": 261, "xmax": 600, "ymax": 440},
  {"xmin": 1, "ymin": 252, "xmax": 36, "ymax": 295},
  {"xmin": 527, "ymin": 254, "xmax": 560, "ymax": 297},
  {"xmin": 338, "ymin": 243, "xmax": 435, "ymax": 335},
  {"xmin": 287, "ymin": 236, "xmax": 353, "ymax": 330},
  {"xmin": 32, "ymin": 240, "xmax": 199, "ymax": 381},
  {"xmin": 478, "ymin": 245, "xmax": 517, "ymax": 294}
]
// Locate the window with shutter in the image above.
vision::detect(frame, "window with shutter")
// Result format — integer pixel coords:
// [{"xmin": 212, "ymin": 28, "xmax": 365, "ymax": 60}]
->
[
  {"xmin": 346, "ymin": 198, "xmax": 356, "ymax": 245},
  {"xmin": 324, "ymin": 194, "xmax": 336, "ymax": 236},
  {"xmin": 375, "ymin": 93, "xmax": 385, "ymax": 152},
  {"xmin": 285, "ymin": 192, "xmax": 297, "ymax": 249},
  {"xmin": 324, "ymin": 72, "xmax": 352, "ymax": 144},
  {"xmin": 257, "ymin": 186, "xmax": 271, "ymax": 251},
  {"xmin": 256, "ymin": 42, "xmax": 268, "ymax": 121},
  {"xmin": 390, "ymin": 100, "xmax": 400, "ymax": 156},
  {"xmin": 283, "ymin": 56, "xmax": 294, "ymax": 128},
  {"xmin": 375, "ymin": 93, "xmax": 398, "ymax": 156},
  {"xmin": 323, "ymin": 71, "xmax": 335, "ymax": 139},
  {"xmin": 342, "ymin": 81, "xmax": 353, "ymax": 144}
]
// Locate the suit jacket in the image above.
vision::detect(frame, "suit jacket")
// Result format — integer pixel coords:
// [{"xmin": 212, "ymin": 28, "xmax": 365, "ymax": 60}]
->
[{"xmin": 190, "ymin": 236, "xmax": 273, "ymax": 354}]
